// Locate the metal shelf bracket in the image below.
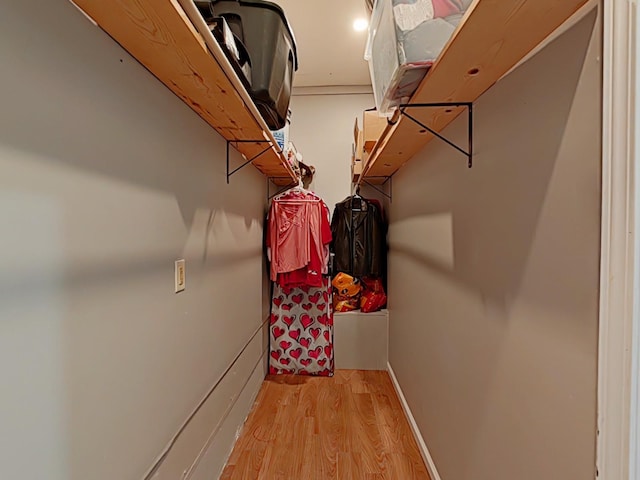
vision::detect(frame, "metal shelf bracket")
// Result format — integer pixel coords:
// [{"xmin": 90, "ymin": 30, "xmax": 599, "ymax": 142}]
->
[
  {"xmin": 226, "ymin": 139, "xmax": 279, "ymax": 184},
  {"xmin": 266, "ymin": 177, "xmax": 296, "ymax": 201},
  {"xmin": 361, "ymin": 176, "xmax": 393, "ymax": 203},
  {"xmin": 398, "ymin": 102, "xmax": 474, "ymax": 168}
]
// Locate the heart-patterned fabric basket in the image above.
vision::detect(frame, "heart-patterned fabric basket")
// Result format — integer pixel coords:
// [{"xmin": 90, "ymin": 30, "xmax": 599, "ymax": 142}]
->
[{"xmin": 269, "ymin": 277, "xmax": 334, "ymax": 376}]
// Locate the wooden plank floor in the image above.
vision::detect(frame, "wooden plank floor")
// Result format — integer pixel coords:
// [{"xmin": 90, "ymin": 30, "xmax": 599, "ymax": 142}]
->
[{"xmin": 221, "ymin": 370, "xmax": 431, "ymax": 480}]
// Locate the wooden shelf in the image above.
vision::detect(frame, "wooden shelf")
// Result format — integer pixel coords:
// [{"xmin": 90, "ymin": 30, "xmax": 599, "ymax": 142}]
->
[
  {"xmin": 361, "ymin": 0, "xmax": 589, "ymax": 180},
  {"xmin": 73, "ymin": 0, "xmax": 297, "ymax": 186}
]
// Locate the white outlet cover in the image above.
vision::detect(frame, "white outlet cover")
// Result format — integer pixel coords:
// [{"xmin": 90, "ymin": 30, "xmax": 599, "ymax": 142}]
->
[{"xmin": 175, "ymin": 259, "xmax": 186, "ymax": 293}]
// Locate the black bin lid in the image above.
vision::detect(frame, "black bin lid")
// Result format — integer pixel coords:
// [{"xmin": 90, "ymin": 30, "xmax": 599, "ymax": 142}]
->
[{"xmin": 211, "ymin": 0, "xmax": 298, "ymax": 70}]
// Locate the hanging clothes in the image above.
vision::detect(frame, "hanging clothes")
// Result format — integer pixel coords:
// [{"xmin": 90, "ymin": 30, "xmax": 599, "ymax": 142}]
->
[
  {"xmin": 331, "ymin": 195, "xmax": 387, "ymax": 278},
  {"xmin": 267, "ymin": 188, "xmax": 331, "ymax": 287},
  {"xmin": 266, "ymin": 186, "xmax": 334, "ymax": 376}
]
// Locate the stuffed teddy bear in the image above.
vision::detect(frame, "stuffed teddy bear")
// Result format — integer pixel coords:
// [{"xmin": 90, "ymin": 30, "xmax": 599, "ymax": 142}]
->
[{"xmin": 331, "ymin": 272, "xmax": 362, "ymax": 312}]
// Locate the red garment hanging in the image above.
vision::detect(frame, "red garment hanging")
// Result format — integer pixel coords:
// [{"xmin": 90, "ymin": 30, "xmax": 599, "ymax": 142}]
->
[{"xmin": 267, "ymin": 188, "xmax": 331, "ymax": 285}]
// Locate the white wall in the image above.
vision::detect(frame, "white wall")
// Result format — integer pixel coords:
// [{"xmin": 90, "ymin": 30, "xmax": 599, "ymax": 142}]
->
[
  {"xmin": 0, "ymin": 2, "xmax": 269, "ymax": 479},
  {"xmin": 387, "ymin": 7, "xmax": 601, "ymax": 480},
  {"xmin": 288, "ymin": 93, "xmax": 374, "ymax": 212},
  {"xmin": 289, "ymin": 92, "xmax": 393, "ymax": 373}
]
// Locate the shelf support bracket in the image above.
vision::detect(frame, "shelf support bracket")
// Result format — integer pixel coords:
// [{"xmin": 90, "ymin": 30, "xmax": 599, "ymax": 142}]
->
[
  {"xmin": 361, "ymin": 176, "xmax": 393, "ymax": 203},
  {"xmin": 226, "ymin": 139, "xmax": 278, "ymax": 184},
  {"xmin": 267, "ymin": 177, "xmax": 296, "ymax": 201},
  {"xmin": 399, "ymin": 102, "xmax": 474, "ymax": 168}
]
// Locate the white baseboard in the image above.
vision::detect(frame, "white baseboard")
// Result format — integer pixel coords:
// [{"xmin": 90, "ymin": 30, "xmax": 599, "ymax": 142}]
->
[
  {"xmin": 387, "ymin": 362, "xmax": 442, "ymax": 480},
  {"xmin": 190, "ymin": 352, "xmax": 266, "ymax": 480},
  {"xmin": 145, "ymin": 322, "xmax": 268, "ymax": 480}
]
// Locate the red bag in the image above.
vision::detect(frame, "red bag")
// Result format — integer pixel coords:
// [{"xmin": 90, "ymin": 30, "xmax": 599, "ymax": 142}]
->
[{"xmin": 360, "ymin": 277, "xmax": 387, "ymax": 313}]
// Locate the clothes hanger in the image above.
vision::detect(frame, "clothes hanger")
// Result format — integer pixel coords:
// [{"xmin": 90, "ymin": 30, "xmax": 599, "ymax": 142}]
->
[
  {"xmin": 351, "ymin": 185, "xmax": 363, "ymax": 211},
  {"xmin": 272, "ymin": 176, "xmax": 320, "ymax": 203}
]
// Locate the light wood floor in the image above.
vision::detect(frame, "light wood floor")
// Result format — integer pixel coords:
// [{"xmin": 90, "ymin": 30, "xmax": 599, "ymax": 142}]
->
[{"xmin": 220, "ymin": 369, "xmax": 431, "ymax": 480}]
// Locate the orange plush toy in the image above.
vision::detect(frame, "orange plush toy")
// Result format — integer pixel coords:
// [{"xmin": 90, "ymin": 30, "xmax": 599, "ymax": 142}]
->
[{"xmin": 331, "ymin": 272, "xmax": 362, "ymax": 312}]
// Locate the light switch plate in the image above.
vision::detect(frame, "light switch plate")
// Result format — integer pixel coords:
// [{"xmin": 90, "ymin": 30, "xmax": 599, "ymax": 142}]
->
[{"xmin": 175, "ymin": 259, "xmax": 185, "ymax": 293}]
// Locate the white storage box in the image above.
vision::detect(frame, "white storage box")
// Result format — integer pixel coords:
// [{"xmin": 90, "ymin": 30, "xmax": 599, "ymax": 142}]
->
[
  {"xmin": 365, "ymin": 0, "xmax": 473, "ymax": 115},
  {"xmin": 271, "ymin": 109, "xmax": 291, "ymax": 153}
]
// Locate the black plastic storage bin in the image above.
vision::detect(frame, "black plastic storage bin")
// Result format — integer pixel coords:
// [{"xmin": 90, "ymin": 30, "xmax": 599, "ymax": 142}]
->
[
  {"xmin": 210, "ymin": 0, "xmax": 298, "ymax": 130},
  {"xmin": 194, "ymin": 2, "xmax": 252, "ymax": 88},
  {"xmin": 209, "ymin": 16, "xmax": 253, "ymax": 90}
]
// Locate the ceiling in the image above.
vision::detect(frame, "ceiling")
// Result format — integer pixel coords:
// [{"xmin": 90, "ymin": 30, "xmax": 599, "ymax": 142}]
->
[
  {"xmin": 271, "ymin": 0, "xmax": 373, "ymax": 88},
  {"xmin": 270, "ymin": 0, "xmax": 597, "ymax": 90}
]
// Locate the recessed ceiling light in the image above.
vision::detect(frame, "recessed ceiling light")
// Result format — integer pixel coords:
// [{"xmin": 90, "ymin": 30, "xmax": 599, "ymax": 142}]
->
[{"xmin": 353, "ymin": 18, "xmax": 369, "ymax": 32}]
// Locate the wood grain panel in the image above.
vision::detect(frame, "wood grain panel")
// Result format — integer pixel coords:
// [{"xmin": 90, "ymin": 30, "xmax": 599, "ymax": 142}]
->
[
  {"xmin": 221, "ymin": 370, "xmax": 430, "ymax": 479},
  {"xmin": 363, "ymin": 0, "xmax": 589, "ymax": 179},
  {"xmin": 317, "ymin": 382, "xmax": 341, "ymax": 477},
  {"xmin": 73, "ymin": 0, "xmax": 296, "ymax": 183}
]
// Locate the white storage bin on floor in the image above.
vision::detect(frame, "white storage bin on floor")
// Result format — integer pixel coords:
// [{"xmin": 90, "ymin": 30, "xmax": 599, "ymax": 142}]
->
[{"xmin": 334, "ymin": 309, "xmax": 389, "ymax": 370}]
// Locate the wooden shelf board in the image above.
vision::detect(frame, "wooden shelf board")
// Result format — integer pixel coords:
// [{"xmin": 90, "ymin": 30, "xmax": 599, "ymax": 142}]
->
[
  {"xmin": 362, "ymin": 0, "xmax": 589, "ymax": 180},
  {"xmin": 73, "ymin": 0, "xmax": 296, "ymax": 183}
]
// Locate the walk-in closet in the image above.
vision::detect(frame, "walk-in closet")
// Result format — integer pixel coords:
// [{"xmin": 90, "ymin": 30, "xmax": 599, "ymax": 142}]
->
[{"xmin": 2, "ymin": 0, "xmax": 626, "ymax": 479}]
